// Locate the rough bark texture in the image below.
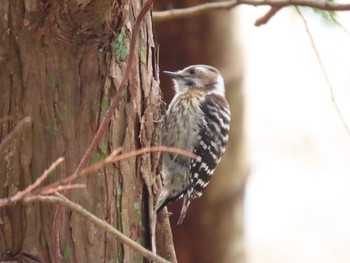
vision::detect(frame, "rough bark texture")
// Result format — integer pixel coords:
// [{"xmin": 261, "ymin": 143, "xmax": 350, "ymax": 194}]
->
[
  {"xmin": 155, "ymin": 209, "xmax": 177, "ymax": 263},
  {"xmin": 155, "ymin": 0, "xmax": 246, "ymax": 262},
  {"xmin": 0, "ymin": 1, "xmax": 161, "ymax": 262}
]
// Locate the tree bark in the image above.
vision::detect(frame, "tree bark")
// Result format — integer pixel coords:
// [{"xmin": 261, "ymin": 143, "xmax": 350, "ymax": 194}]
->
[
  {"xmin": 0, "ymin": 1, "xmax": 161, "ymax": 262},
  {"xmin": 155, "ymin": 0, "xmax": 247, "ymax": 262}
]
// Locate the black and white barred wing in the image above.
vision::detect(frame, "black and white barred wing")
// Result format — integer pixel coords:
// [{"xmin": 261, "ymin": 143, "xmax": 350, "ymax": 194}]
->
[{"xmin": 190, "ymin": 93, "xmax": 231, "ymax": 198}]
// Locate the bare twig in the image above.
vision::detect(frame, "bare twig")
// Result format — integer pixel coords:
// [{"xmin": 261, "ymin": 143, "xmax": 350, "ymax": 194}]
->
[
  {"xmin": 0, "ymin": 146, "xmax": 193, "ymax": 208},
  {"xmin": 78, "ymin": 147, "xmax": 122, "ymax": 176},
  {"xmin": 296, "ymin": 7, "xmax": 350, "ymax": 136},
  {"xmin": 153, "ymin": 0, "xmax": 350, "ymax": 22},
  {"xmin": 24, "ymin": 194, "xmax": 171, "ymax": 263},
  {"xmin": 113, "ymin": 146, "xmax": 196, "ymax": 162},
  {"xmin": 0, "ymin": 117, "xmax": 32, "ymax": 155},
  {"xmin": 41, "ymin": 146, "xmax": 194, "ymax": 197},
  {"xmin": 47, "ymin": 148, "xmax": 123, "ymax": 192},
  {"xmin": 0, "ymin": 157, "xmax": 64, "ymax": 208},
  {"xmin": 40, "ymin": 184, "xmax": 86, "ymax": 195},
  {"xmin": 0, "ymin": 145, "xmax": 189, "ymax": 261},
  {"xmin": 77, "ymin": 146, "xmax": 194, "ymax": 179},
  {"xmin": 52, "ymin": 0, "xmax": 155, "ymax": 260},
  {"xmin": 154, "ymin": 0, "xmax": 237, "ymax": 20},
  {"xmin": 255, "ymin": 6, "xmax": 283, "ymax": 26}
]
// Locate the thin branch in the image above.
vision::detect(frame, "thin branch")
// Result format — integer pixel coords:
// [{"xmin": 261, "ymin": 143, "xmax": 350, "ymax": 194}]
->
[
  {"xmin": 154, "ymin": 0, "xmax": 237, "ymax": 21},
  {"xmin": 0, "ymin": 157, "xmax": 64, "ymax": 208},
  {"xmin": 78, "ymin": 147, "xmax": 123, "ymax": 177},
  {"xmin": 296, "ymin": 7, "xmax": 350, "ymax": 136},
  {"xmin": 153, "ymin": 0, "xmax": 350, "ymax": 22},
  {"xmin": 0, "ymin": 146, "xmax": 193, "ymax": 208},
  {"xmin": 0, "ymin": 117, "xmax": 32, "ymax": 155},
  {"xmin": 52, "ymin": 0, "xmax": 155, "ymax": 260},
  {"xmin": 40, "ymin": 184, "xmax": 86, "ymax": 195},
  {"xmin": 41, "ymin": 146, "xmax": 194, "ymax": 197},
  {"xmin": 255, "ymin": 6, "xmax": 283, "ymax": 26},
  {"xmin": 24, "ymin": 194, "xmax": 171, "ymax": 263},
  {"xmin": 77, "ymin": 146, "xmax": 194, "ymax": 179},
  {"xmin": 47, "ymin": 148, "xmax": 123, "ymax": 191},
  {"xmin": 39, "ymin": 149, "xmax": 122, "ymax": 195},
  {"xmin": 113, "ymin": 146, "xmax": 196, "ymax": 162},
  {"xmin": 0, "ymin": 145, "xmax": 187, "ymax": 262}
]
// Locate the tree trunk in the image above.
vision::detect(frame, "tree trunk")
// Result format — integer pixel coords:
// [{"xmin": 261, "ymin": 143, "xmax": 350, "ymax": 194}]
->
[
  {"xmin": 154, "ymin": 1, "xmax": 246, "ymax": 262},
  {"xmin": 0, "ymin": 1, "xmax": 161, "ymax": 262}
]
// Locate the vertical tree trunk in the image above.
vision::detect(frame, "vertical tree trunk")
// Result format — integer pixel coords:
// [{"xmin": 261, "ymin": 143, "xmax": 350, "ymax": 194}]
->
[
  {"xmin": 154, "ymin": 1, "xmax": 246, "ymax": 262},
  {"xmin": 0, "ymin": 1, "xmax": 160, "ymax": 262}
]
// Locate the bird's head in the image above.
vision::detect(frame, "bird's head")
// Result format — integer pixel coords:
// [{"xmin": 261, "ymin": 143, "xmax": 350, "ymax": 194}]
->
[{"xmin": 163, "ymin": 65, "xmax": 225, "ymax": 96}]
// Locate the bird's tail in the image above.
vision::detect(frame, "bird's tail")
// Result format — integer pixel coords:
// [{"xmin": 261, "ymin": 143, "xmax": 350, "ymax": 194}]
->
[{"xmin": 156, "ymin": 188, "xmax": 190, "ymax": 224}]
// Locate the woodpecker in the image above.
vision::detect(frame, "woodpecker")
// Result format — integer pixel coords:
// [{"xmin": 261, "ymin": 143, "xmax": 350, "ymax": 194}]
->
[{"xmin": 156, "ymin": 65, "xmax": 231, "ymax": 224}]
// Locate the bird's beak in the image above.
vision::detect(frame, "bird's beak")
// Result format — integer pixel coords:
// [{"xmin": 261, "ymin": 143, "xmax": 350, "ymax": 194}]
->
[{"xmin": 163, "ymin": 71, "xmax": 180, "ymax": 79}]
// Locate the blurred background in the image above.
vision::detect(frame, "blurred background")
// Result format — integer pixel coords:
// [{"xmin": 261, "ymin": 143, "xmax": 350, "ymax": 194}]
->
[
  {"xmin": 240, "ymin": 6, "xmax": 350, "ymax": 263},
  {"xmin": 155, "ymin": 2, "xmax": 350, "ymax": 262}
]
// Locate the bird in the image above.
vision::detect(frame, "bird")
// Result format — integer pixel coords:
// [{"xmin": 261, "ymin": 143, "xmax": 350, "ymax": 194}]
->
[{"xmin": 156, "ymin": 64, "xmax": 231, "ymax": 224}]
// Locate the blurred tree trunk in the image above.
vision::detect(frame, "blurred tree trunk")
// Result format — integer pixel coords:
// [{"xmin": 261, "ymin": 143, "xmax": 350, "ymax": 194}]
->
[
  {"xmin": 154, "ymin": 1, "xmax": 246, "ymax": 262},
  {"xmin": 0, "ymin": 1, "xmax": 161, "ymax": 262}
]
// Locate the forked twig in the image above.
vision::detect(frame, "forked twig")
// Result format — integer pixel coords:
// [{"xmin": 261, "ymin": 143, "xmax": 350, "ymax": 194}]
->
[
  {"xmin": 0, "ymin": 157, "xmax": 64, "ymax": 208},
  {"xmin": 0, "ymin": 145, "xmax": 192, "ymax": 262},
  {"xmin": 0, "ymin": 146, "xmax": 193, "ymax": 208},
  {"xmin": 41, "ymin": 146, "xmax": 194, "ymax": 195}
]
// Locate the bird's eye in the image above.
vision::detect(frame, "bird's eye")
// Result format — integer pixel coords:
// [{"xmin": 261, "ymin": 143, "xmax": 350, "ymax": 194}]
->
[
  {"xmin": 185, "ymin": 79, "xmax": 194, "ymax": 86},
  {"xmin": 189, "ymin": 68, "xmax": 195, "ymax": 75}
]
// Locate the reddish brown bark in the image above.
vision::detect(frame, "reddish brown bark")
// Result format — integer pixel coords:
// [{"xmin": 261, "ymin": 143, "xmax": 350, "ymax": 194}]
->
[{"xmin": 0, "ymin": 1, "xmax": 161, "ymax": 262}]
